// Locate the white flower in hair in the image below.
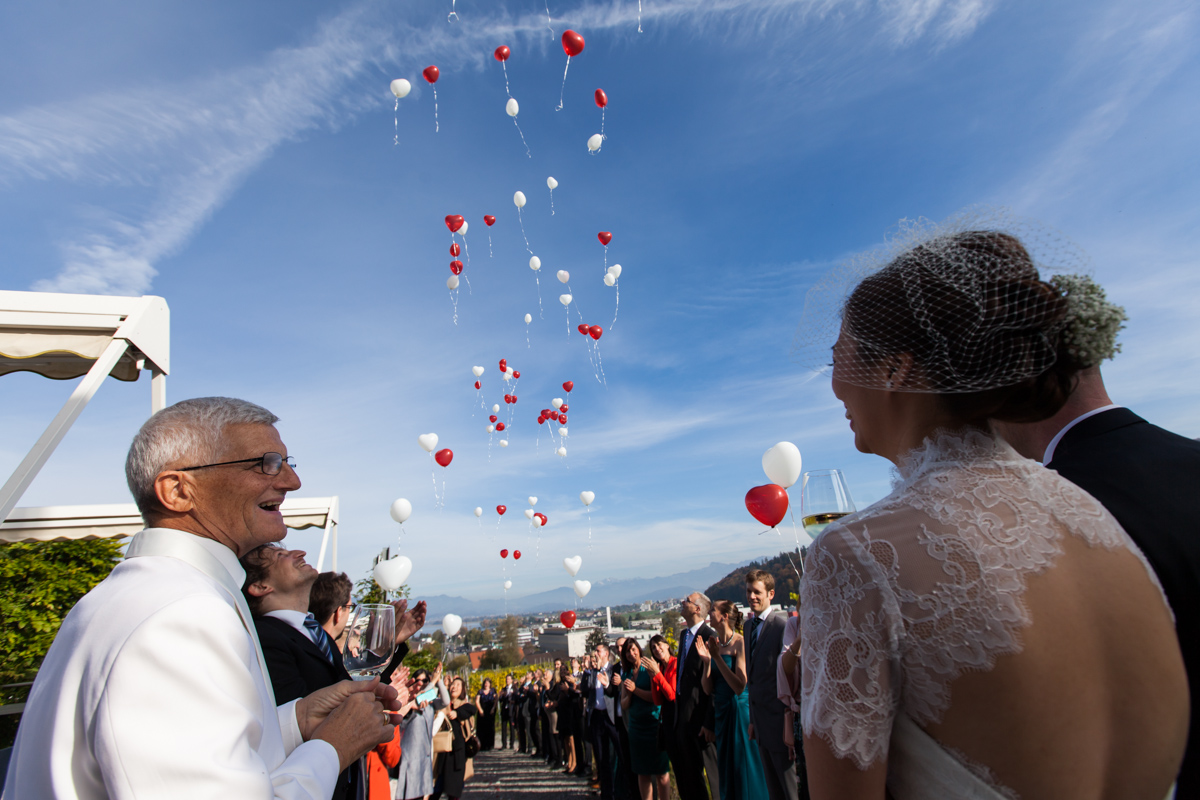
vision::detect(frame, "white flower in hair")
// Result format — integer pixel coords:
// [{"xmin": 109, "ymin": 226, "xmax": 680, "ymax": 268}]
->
[{"xmin": 1049, "ymin": 273, "xmax": 1127, "ymax": 368}]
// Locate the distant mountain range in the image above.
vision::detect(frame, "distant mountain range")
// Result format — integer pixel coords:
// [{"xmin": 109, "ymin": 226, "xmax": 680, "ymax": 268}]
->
[{"xmin": 419, "ymin": 560, "xmax": 753, "ymax": 621}]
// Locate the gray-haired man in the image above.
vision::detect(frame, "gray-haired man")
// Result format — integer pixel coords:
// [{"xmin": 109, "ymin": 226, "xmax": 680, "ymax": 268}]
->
[{"xmin": 4, "ymin": 397, "xmax": 398, "ymax": 800}]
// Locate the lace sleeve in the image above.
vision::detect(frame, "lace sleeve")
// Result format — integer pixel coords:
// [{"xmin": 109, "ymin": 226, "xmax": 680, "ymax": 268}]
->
[{"xmin": 801, "ymin": 522, "xmax": 903, "ymax": 769}]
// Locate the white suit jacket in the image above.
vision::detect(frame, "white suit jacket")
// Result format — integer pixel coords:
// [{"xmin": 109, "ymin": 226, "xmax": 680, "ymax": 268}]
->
[{"xmin": 2, "ymin": 528, "xmax": 340, "ymax": 799}]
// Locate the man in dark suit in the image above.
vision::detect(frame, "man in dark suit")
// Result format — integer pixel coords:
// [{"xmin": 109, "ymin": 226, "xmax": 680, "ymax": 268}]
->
[
  {"xmin": 240, "ymin": 544, "xmax": 425, "ymax": 800},
  {"xmin": 996, "ymin": 355, "xmax": 1200, "ymax": 791},
  {"xmin": 499, "ymin": 673, "xmax": 516, "ymax": 749},
  {"xmin": 743, "ymin": 570, "xmax": 800, "ymax": 800},
  {"xmin": 669, "ymin": 592, "xmax": 720, "ymax": 800}
]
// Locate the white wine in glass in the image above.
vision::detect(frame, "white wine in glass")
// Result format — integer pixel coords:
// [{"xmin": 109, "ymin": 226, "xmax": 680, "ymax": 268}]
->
[
  {"xmin": 343, "ymin": 603, "xmax": 395, "ymax": 681},
  {"xmin": 801, "ymin": 469, "xmax": 856, "ymax": 537}
]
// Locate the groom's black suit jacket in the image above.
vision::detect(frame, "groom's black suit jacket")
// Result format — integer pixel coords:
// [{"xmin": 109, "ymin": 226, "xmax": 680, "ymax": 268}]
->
[
  {"xmin": 254, "ymin": 615, "xmax": 409, "ymax": 800},
  {"xmin": 1048, "ymin": 407, "xmax": 1200, "ymax": 794},
  {"xmin": 666, "ymin": 623, "xmax": 720, "ymax": 800}
]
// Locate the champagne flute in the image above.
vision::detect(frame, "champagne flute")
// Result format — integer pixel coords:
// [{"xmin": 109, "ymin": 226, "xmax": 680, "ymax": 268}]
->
[
  {"xmin": 800, "ymin": 469, "xmax": 856, "ymax": 537},
  {"xmin": 343, "ymin": 603, "xmax": 396, "ymax": 681}
]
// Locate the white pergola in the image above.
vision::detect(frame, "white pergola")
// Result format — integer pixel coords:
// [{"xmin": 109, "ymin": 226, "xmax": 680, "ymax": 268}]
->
[{"xmin": 0, "ymin": 289, "xmax": 342, "ymax": 570}]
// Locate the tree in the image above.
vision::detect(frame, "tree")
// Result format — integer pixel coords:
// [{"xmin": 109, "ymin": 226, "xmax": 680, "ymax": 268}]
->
[
  {"xmin": 404, "ymin": 648, "xmax": 440, "ymax": 676},
  {"xmin": 446, "ymin": 654, "xmax": 470, "ymax": 672},
  {"xmin": 464, "ymin": 626, "xmax": 492, "ymax": 647},
  {"xmin": 353, "ymin": 570, "xmax": 409, "ymax": 606},
  {"xmin": 1, "ymin": 539, "xmax": 124, "ymax": 746},
  {"xmin": 660, "ymin": 610, "xmax": 682, "ymax": 654},
  {"xmin": 496, "ymin": 615, "xmax": 521, "ymax": 667},
  {"xmin": 585, "ymin": 627, "xmax": 608, "ymax": 653}
]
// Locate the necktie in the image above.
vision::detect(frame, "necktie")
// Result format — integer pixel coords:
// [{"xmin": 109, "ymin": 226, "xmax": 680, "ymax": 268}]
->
[
  {"xmin": 677, "ymin": 629, "xmax": 690, "ymax": 692},
  {"xmin": 747, "ymin": 617, "xmax": 760, "ymax": 665},
  {"xmin": 303, "ymin": 614, "xmax": 336, "ymax": 664}
]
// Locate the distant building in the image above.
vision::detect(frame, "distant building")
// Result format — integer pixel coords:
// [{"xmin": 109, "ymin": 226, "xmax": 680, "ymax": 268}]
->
[{"xmin": 538, "ymin": 625, "xmax": 599, "ymax": 658}]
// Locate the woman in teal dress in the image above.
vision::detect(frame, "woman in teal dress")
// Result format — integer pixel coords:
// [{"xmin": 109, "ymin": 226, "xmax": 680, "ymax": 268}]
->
[
  {"xmin": 696, "ymin": 600, "xmax": 769, "ymax": 800},
  {"xmin": 619, "ymin": 638, "xmax": 671, "ymax": 800}
]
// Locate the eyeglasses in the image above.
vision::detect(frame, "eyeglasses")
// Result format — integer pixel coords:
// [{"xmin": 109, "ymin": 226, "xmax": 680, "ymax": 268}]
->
[
  {"xmin": 342, "ymin": 602, "xmax": 357, "ymax": 614},
  {"xmin": 178, "ymin": 452, "xmax": 297, "ymax": 476}
]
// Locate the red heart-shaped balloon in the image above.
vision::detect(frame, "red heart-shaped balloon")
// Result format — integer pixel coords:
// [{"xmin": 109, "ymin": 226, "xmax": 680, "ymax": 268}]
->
[
  {"xmin": 450, "ymin": 261, "xmax": 463, "ymax": 275},
  {"xmin": 444, "ymin": 214, "xmax": 464, "ymax": 233},
  {"xmin": 512, "ymin": 370, "xmax": 520, "ymax": 379},
  {"xmin": 745, "ymin": 484, "xmax": 789, "ymax": 528},
  {"xmin": 559, "ymin": 415, "xmax": 567, "ymax": 424},
  {"xmin": 474, "ymin": 380, "xmax": 481, "ymax": 390},
  {"xmin": 561, "ymin": 30, "xmax": 585, "ymax": 57},
  {"xmin": 489, "ymin": 415, "xmax": 498, "ymax": 423},
  {"xmin": 549, "ymin": 411, "xmax": 559, "ymax": 421},
  {"xmin": 559, "ymin": 404, "xmax": 568, "ymax": 413},
  {"xmin": 560, "ymin": 610, "xmax": 577, "ymax": 629},
  {"xmin": 496, "ymin": 422, "xmax": 506, "ymax": 431},
  {"xmin": 449, "ymin": 243, "xmax": 460, "ymax": 256},
  {"xmin": 563, "ymin": 381, "xmax": 574, "ymax": 393},
  {"xmin": 577, "ymin": 324, "xmax": 590, "ymax": 336},
  {"xmin": 423, "ymin": 65, "xmax": 440, "ymax": 84},
  {"xmin": 503, "ymin": 395, "xmax": 511, "ymax": 404},
  {"xmin": 594, "ymin": 89, "xmax": 608, "ymax": 109},
  {"xmin": 434, "ymin": 448, "xmax": 453, "ymax": 467},
  {"xmin": 497, "ymin": 505, "xmax": 507, "ymax": 516},
  {"xmin": 494, "ymin": 45, "xmax": 511, "ymax": 62},
  {"xmin": 500, "ymin": 548, "xmax": 509, "ymax": 558},
  {"xmin": 499, "ymin": 358, "xmax": 507, "ymax": 372},
  {"xmin": 538, "ymin": 417, "xmax": 546, "ymax": 425},
  {"xmin": 484, "ymin": 215, "xmax": 496, "ymax": 226},
  {"xmin": 513, "ymin": 550, "xmax": 522, "ymax": 559},
  {"xmin": 534, "ymin": 512, "xmax": 547, "ymax": 526},
  {"xmin": 510, "ymin": 395, "xmax": 518, "ymax": 403},
  {"xmin": 589, "ymin": 325, "xmax": 603, "ymax": 340},
  {"xmin": 597, "ymin": 231, "xmax": 613, "ymax": 246}
]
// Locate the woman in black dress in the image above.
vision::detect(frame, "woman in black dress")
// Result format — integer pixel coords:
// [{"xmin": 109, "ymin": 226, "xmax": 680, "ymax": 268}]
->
[
  {"xmin": 432, "ymin": 676, "xmax": 477, "ymax": 800},
  {"xmin": 476, "ymin": 677, "xmax": 497, "ymax": 751}
]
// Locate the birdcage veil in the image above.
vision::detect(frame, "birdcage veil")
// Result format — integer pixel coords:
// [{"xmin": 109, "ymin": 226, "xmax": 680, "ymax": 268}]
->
[{"xmin": 791, "ymin": 207, "xmax": 1091, "ymax": 393}]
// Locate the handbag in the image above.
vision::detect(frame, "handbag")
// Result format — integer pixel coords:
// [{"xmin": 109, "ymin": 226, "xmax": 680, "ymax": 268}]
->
[
  {"xmin": 432, "ymin": 712, "xmax": 453, "ymax": 754},
  {"xmin": 463, "ymin": 710, "xmax": 481, "ymax": 758}
]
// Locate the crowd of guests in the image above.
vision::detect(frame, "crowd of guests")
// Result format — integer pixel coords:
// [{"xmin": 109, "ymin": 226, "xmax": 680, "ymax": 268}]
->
[{"xmin": 6, "ymin": 218, "xmax": 1200, "ymax": 800}]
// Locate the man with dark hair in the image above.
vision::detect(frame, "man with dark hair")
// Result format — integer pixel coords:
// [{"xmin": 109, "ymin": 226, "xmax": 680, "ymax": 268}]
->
[
  {"xmin": 241, "ymin": 544, "xmax": 426, "ymax": 800},
  {"xmin": 499, "ymin": 673, "xmax": 517, "ymax": 749},
  {"xmin": 309, "ymin": 572, "xmax": 354, "ymax": 645},
  {"xmin": 744, "ymin": 569, "xmax": 798, "ymax": 800}
]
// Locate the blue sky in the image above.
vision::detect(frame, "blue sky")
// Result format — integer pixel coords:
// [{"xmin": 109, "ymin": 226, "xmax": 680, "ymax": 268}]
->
[{"xmin": 2, "ymin": 0, "xmax": 1198, "ymax": 603}]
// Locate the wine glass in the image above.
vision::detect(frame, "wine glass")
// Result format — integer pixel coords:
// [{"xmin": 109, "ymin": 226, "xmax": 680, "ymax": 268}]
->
[
  {"xmin": 343, "ymin": 603, "xmax": 395, "ymax": 681},
  {"xmin": 800, "ymin": 469, "xmax": 857, "ymax": 538}
]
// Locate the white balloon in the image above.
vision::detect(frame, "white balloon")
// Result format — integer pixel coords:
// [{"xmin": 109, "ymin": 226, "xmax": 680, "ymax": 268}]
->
[
  {"xmin": 529, "ymin": 496, "xmax": 538, "ymax": 506},
  {"xmin": 499, "ymin": 439, "xmax": 509, "ymax": 447},
  {"xmin": 762, "ymin": 442, "xmax": 803, "ymax": 489},
  {"xmin": 524, "ymin": 509, "xmax": 535, "ymax": 519},
  {"xmin": 573, "ymin": 579, "xmax": 592, "ymax": 598},
  {"xmin": 374, "ymin": 555, "xmax": 412, "ymax": 590},
  {"xmin": 557, "ymin": 270, "xmax": 570, "ymax": 284},
  {"xmin": 587, "ymin": 134, "xmax": 603, "ymax": 151},
  {"xmin": 472, "ymin": 365, "xmax": 485, "ymax": 377},
  {"xmin": 389, "ymin": 498, "xmax": 412, "ymax": 524},
  {"xmin": 442, "ymin": 613, "xmax": 463, "ymax": 637},
  {"xmin": 514, "ymin": 191, "xmax": 527, "ymax": 208},
  {"xmin": 458, "ymin": 220, "xmax": 468, "ymax": 235},
  {"xmin": 447, "ymin": 275, "xmax": 459, "ymax": 290},
  {"xmin": 474, "ymin": 507, "xmax": 483, "ymax": 517},
  {"xmin": 532, "ymin": 516, "xmax": 543, "ymax": 528},
  {"xmin": 487, "ymin": 424, "xmax": 495, "ymax": 433},
  {"xmin": 608, "ymin": 264, "xmax": 622, "ymax": 278},
  {"xmin": 559, "ymin": 427, "xmax": 568, "ymax": 437},
  {"xmin": 418, "ymin": 433, "xmax": 439, "ymax": 452},
  {"xmin": 506, "ymin": 97, "xmax": 519, "ymax": 117},
  {"xmin": 524, "ymin": 313, "xmax": 532, "ymax": 324},
  {"xmin": 559, "ymin": 293, "xmax": 572, "ymax": 306},
  {"xmin": 529, "ymin": 256, "xmax": 541, "ymax": 271},
  {"xmin": 546, "ymin": 176, "xmax": 558, "ymax": 190},
  {"xmin": 563, "ymin": 556, "xmax": 582, "ymax": 576},
  {"xmin": 552, "ymin": 398, "xmax": 564, "ymax": 409},
  {"xmin": 504, "ymin": 579, "xmax": 512, "ymax": 590},
  {"xmin": 556, "ymin": 446, "xmax": 567, "ymax": 457},
  {"xmin": 505, "ymin": 367, "xmax": 515, "ymax": 379},
  {"xmin": 603, "ymin": 273, "xmax": 616, "ymax": 287},
  {"xmin": 390, "ymin": 79, "xmax": 412, "ymax": 99},
  {"xmin": 580, "ymin": 491, "xmax": 595, "ymax": 506},
  {"xmin": 492, "ymin": 404, "xmax": 501, "ymax": 413}
]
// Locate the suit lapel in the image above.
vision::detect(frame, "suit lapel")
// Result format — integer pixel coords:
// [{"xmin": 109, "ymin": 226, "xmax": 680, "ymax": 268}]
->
[{"xmin": 1053, "ymin": 408, "xmax": 1144, "ymax": 464}]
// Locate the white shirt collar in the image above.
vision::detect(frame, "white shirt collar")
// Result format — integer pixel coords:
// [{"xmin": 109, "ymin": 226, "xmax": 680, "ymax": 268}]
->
[
  {"xmin": 1043, "ymin": 405, "xmax": 1121, "ymax": 464},
  {"xmin": 145, "ymin": 527, "xmax": 247, "ymax": 587},
  {"xmin": 264, "ymin": 609, "xmax": 313, "ymax": 638},
  {"xmin": 687, "ymin": 620, "xmax": 704, "ymax": 636}
]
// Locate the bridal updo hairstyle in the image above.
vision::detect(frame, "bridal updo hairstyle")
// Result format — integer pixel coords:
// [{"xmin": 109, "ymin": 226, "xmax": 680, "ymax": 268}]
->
[
  {"xmin": 712, "ymin": 599, "xmax": 744, "ymax": 634},
  {"xmin": 841, "ymin": 231, "xmax": 1081, "ymax": 424}
]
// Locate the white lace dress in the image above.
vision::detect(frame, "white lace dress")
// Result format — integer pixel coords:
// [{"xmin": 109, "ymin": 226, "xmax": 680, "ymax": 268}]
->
[{"xmin": 799, "ymin": 429, "xmax": 1170, "ymax": 799}]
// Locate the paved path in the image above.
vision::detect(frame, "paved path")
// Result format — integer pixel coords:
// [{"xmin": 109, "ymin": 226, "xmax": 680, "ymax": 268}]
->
[{"xmin": 465, "ymin": 747, "xmax": 593, "ymax": 799}]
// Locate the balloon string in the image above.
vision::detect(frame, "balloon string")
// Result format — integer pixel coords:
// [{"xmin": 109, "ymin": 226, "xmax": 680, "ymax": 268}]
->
[
  {"xmin": 601, "ymin": 107, "xmax": 605, "ymax": 138},
  {"xmin": 586, "ymin": 507, "xmax": 592, "ymax": 552},
  {"xmin": 535, "ymin": 273, "xmax": 544, "ymax": 318},
  {"xmin": 513, "ymin": 119, "xmax": 531, "ymax": 159},
  {"xmin": 603, "ymin": 245, "xmax": 607, "ymax": 274},
  {"xmin": 557, "ymin": 56, "xmax": 570, "ymax": 111},
  {"xmin": 545, "ymin": 0, "xmax": 554, "ymax": 36},
  {"xmin": 549, "ymin": 188, "xmax": 555, "ymax": 216},
  {"xmin": 463, "ymin": 273, "xmax": 472, "ymax": 296},
  {"xmin": 638, "ymin": 0, "xmax": 643, "ymax": 33},
  {"xmin": 394, "ymin": 99, "xmax": 400, "ymax": 145},
  {"xmin": 432, "ymin": 87, "xmax": 439, "ymax": 133},
  {"xmin": 565, "ymin": 303, "xmax": 571, "ymax": 339},
  {"xmin": 449, "ymin": 287, "xmax": 458, "ymax": 326},
  {"xmin": 517, "ymin": 207, "xmax": 532, "ymax": 255},
  {"xmin": 526, "ymin": 321, "xmax": 531, "ymax": 349},
  {"xmin": 502, "ymin": 62, "xmax": 511, "ymax": 97},
  {"xmin": 488, "ymin": 234, "xmax": 493, "ymax": 258},
  {"xmin": 461, "ymin": 233, "xmax": 469, "ymax": 269},
  {"xmin": 448, "ymin": 0, "xmax": 458, "ymax": 22}
]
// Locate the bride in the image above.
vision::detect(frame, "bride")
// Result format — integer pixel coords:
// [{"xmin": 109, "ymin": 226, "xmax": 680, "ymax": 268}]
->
[{"xmin": 793, "ymin": 216, "xmax": 1187, "ymax": 799}]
